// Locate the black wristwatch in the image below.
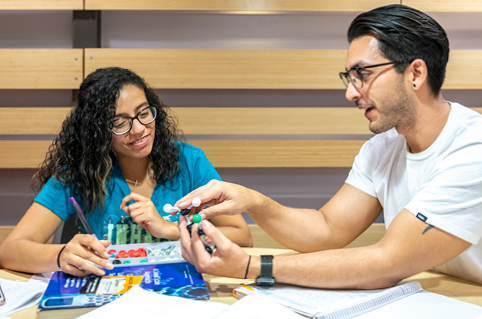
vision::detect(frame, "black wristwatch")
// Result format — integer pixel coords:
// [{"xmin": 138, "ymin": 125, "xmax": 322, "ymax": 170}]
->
[{"xmin": 255, "ymin": 255, "xmax": 275, "ymax": 286}]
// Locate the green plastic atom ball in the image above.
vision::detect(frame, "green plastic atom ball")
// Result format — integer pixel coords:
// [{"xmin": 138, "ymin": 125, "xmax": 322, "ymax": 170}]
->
[{"xmin": 192, "ymin": 214, "xmax": 202, "ymax": 224}]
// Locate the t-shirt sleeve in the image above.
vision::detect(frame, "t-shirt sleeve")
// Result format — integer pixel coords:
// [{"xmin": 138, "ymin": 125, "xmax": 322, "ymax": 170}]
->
[
  {"xmin": 179, "ymin": 143, "xmax": 221, "ymax": 191},
  {"xmin": 405, "ymin": 143, "xmax": 482, "ymax": 245},
  {"xmin": 191, "ymin": 148, "xmax": 222, "ymax": 189},
  {"xmin": 34, "ymin": 177, "xmax": 76, "ymax": 222},
  {"xmin": 345, "ymin": 140, "xmax": 377, "ymax": 198}
]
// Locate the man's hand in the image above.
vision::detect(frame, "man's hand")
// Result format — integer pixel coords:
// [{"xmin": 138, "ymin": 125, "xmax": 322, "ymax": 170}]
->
[
  {"xmin": 59, "ymin": 234, "xmax": 113, "ymax": 277},
  {"xmin": 174, "ymin": 180, "xmax": 259, "ymax": 220},
  {"xmin": 179, "ymin": 215, "xmax": 251, "ymax": 278},
  {"xmin": 121, "ymin": 192, "xmax": 179, "ymax": 240}
]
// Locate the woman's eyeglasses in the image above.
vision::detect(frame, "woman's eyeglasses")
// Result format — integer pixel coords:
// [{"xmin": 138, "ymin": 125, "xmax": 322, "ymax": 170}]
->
[{"xmin": 111, "ymin": 106, "xmax": 157, "ymax": 135}]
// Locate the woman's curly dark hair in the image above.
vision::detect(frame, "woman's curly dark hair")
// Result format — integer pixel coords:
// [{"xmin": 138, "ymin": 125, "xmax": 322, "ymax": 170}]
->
[{"xmin": 33, "ymin": 67, "xmax": 181, "ymax": 213}]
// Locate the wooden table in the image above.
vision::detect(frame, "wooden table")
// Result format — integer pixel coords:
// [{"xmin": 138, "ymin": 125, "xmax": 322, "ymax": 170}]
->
[{"xmin": 3, "ymin": 247, "xmax": 482, "ymax": 318}]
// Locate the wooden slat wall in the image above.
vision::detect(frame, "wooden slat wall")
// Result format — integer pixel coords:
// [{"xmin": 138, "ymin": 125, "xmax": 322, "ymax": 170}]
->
[
  {"xmin": 0, "ymin": 140, "xmax": 364, "ymax": 168},
  {"xmin": 0, "ymin": 49, "xmax": 83, "ymax": 89},
  {"xmin": 0, "ymin": 0, "xmax": 82, "ymax": 10},
  {"xmin": 84, "ymin": 49, "xmax": 482, "ymax": 90},
  {"xmin": 191, "ymin": 140, "xmax": 364, "ymax": 168},
  {"xmin": 3, "ymin": 107, "xmax": 481, "ymax": 136},
  {"xmin": 173, "ymin": 108, "xmax": 371, "ymax": 135},
  {"xmin": 0, "ymin": 107, "xmax": 371, "ymax": 135},
  {"xmin": 85, "ymin": 0, "xmax": 397, "ymax": 11},
  {"xmin": 445, "ymin": 51, "xmax": 482, "ymax": 89},
  {"xmin": 402, "ymin": 0, "xmax": 482, "ymax": 12},
  {"xmin": 0, "ymin": 141, "xmax": 52, "ymax": 169},
  {"xmin": 0, "ymin": 107, "xmax": 367, "ymax": 168},
  {"xmin": 3, "ymin": 0, "xmax": 481, "ymax": 13},
  {"xmin": 1, "ymin": 107, "xmax": 481, "ymax": 168},
  {"xmin": 0, "ymin": 107, "xmax": 71, "ymax": 135},
  {"xmin": 85, "ymin": 49, "xmax": 346, "ymax": 89},
  {"xmin": 2, "ymin": 49, "xmax": 479, "ymax": 91}
]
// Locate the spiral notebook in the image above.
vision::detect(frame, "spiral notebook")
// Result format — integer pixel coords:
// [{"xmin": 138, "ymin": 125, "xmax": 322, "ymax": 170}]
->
[{"xmin": 233, "ymin": 281, "xmax": 423, "ymax": 319}]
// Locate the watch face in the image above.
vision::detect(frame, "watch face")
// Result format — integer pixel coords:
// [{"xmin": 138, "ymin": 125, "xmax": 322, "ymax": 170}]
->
[{"xmin": 255, "ymin": 277, "xmax": 275, "ymax": 287}]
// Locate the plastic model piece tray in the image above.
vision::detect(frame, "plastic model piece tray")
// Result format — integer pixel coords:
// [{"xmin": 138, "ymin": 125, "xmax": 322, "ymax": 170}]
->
[{"xmin": 107, "ymin": 241, "xmax": 184, "ymax": 267}]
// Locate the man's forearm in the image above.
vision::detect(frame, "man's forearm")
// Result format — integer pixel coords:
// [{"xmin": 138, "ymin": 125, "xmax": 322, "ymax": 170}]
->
[
  {"xmin": 243, "ymin": 211, "xmax": 472, "ymax": 290},
  {"xmin": 246, "ymin": 245, "xmax": 398, "ymax": 290},
  {"xmin": 217, "ymin": 225, "xmax": 254, "ymax": 247},
  {"xmin": 244, "ymin": 190, "xmax": 342, "ymax": 252}
]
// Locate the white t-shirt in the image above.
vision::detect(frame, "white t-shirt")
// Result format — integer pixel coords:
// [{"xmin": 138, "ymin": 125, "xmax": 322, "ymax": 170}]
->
[{"xmin": 346, "ymin": 102, "xmax": 482, "ymax": 283}]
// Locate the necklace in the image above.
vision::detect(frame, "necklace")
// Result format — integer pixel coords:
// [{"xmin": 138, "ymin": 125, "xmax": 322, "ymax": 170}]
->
[
  {"xmin": 125, "ymin": 169, "xmax": 149, "ymax": 187},
  {"xmin": 125, "ymin": 178, "xmax": 144, "ymax": 187}
]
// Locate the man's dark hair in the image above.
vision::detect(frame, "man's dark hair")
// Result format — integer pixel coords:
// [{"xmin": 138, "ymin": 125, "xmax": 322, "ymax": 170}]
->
[{"xmin": 347, "ymin": 4, "xmax": 449, "ymax": 96}]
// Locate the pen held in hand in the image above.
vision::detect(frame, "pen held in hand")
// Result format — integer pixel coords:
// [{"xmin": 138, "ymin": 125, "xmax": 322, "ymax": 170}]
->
[
  {"xmin": 69, "ymin": 197, "xmax": 107, "ymax": 270},
  {"xmin": 69, "ymin": 197, "xmax": 97, "ymax": 239}
]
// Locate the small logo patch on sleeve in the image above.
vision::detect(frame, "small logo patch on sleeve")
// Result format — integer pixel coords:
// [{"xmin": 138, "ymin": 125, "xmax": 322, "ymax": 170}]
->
[{"xmin": 416, "ymin": 213, "xmax": 427, "ymax": 222}]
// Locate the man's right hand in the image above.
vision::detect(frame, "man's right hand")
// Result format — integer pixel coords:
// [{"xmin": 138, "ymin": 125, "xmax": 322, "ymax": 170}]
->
[
  {"xmin": 58, "ymin": 234, "xmax": 113, "ymax": 276},
  {"xmin": 174, "ymin": 180, "xmax": 260, "ymax": 220}
]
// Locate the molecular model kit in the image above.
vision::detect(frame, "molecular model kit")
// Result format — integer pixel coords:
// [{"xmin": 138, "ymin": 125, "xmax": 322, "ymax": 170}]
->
[
  {"xmin": 163, "ymin": 198, "xmax": 215, "ymax": 254},
  {"xmin": 107, "ymin": 197, "xmax": 214, "ymax": 267},
  {"xmin": 107, "ymin": 241, "xmax": 184, "ymax": 267}
]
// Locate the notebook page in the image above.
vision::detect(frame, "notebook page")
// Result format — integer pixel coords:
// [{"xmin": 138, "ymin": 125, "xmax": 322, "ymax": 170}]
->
[
  {"xmin": 235, "ymin": 281, "xmax": 422, "ymax": 318},
  {"xmin": 0, "ymin": 278, "xmax": 47, "ymax": 318},
  {"xmin": 354, "ymin": 291, "xmax": 482, "ymax": 319},
  {"xmin": 315, "ymin": 281, "xmax": 423, "ymax": 319},
  {"xmin": 212, "ymin": 295, "xmax": 304, "ymax": 319}
]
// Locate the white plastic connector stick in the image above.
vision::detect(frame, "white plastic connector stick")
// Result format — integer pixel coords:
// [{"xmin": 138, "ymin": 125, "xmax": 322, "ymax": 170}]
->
[
  {"xmin": 163, "ymin": 198, "xmax": 201, "ymax": 214},
  {"xmin": 163, "ymin": 204, "xmax": 180, "ymax": 213}
]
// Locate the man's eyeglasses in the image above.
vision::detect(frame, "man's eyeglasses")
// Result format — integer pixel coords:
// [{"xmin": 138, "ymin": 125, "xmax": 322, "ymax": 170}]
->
[
  {"xmin": 111, "ymin": 106, "xmax": 157, "ymax": 135},
  {"xmin": 339, "ymin": 61, "xmax": 399, "ymax": 89}
]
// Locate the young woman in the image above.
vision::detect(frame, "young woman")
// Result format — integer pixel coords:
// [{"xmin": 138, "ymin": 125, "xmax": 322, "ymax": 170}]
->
[{"xmin": 0, "ymin": 67, "xmax": 252, "ymax": 277}]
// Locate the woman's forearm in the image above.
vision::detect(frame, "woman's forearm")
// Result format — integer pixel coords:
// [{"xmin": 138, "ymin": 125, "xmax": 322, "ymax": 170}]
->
[{"xmin": 0, "ymin": 238, "xmax": 63, "ymax": 273}]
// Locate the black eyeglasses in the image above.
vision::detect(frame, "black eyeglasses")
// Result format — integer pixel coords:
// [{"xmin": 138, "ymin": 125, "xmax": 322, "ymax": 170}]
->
[
  {"xmin": 339, "ymin": 61, "xmax": 399, "ymax": 89},
  {"xmin": 111, "ymin": 106, "xmax": 157, "ymax": 135}
]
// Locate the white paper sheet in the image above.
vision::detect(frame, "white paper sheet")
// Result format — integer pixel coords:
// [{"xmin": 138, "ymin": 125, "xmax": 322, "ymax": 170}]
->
[
  {"xmin": 77, "ymin": 286, "xmax": 229, "ymax": 319},
  {"xmin": 0, "ymin": 278, "xmax": 46, "ymax": 317}
]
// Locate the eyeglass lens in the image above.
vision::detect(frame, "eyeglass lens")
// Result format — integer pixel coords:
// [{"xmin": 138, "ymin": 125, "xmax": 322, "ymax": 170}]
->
[
  {"xmin": 112, "ymin": 106, "xmax": 157, "ymax": 135},
  {"xmin": 340, "ymin": 70, "xmax": 362, "ymax": 89}
]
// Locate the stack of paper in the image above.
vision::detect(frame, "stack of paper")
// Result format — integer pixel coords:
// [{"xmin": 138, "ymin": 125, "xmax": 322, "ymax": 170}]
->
[
  {"xmin": 0, "ymin": 278, "xmax": 47, "ymax": 317},
  {"xmin": 77, "ymin": 285, "xmax": 302, "ymax": 319}
]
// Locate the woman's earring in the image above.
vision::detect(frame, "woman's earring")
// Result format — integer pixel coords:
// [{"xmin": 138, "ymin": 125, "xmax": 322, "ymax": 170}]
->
[{"xmin": 413, "ymin": 84, "xmax": 416, "ymax": 88}]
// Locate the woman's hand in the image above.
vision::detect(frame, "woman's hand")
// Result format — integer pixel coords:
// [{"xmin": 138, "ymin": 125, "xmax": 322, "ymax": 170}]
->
[
  {"xmin": 121, "ymin": 192, "xmax": 179, "ymax": 240},
  {"xmin": 58, "ymin": 234, "xmax": 113, "ymax": 276}
]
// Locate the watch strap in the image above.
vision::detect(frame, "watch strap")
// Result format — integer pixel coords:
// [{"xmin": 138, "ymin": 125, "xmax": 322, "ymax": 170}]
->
[
  {"xmin": 256, "ymin": 255, "xmax": 275, "ymax": 286},
  {"xmin": 259, "ymin": 255, "xmax": 274, "ymax": 278}
]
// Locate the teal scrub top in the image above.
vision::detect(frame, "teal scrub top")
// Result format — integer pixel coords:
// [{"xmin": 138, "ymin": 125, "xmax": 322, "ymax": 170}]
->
[{"xmin": 34, "ymin": 143, "xmax": 220, "ymax": 244}]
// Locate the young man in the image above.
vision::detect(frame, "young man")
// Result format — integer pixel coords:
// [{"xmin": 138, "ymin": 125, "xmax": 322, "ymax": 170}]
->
[{"xmin": 174, "ymin": 4, "xmax": 482, "ymax": 289}]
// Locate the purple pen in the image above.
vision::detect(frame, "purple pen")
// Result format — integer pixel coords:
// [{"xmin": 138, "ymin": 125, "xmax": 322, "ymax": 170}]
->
[{"xmin": 69, "ymin": 197, "xmax": 97, "ymax": 238}]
